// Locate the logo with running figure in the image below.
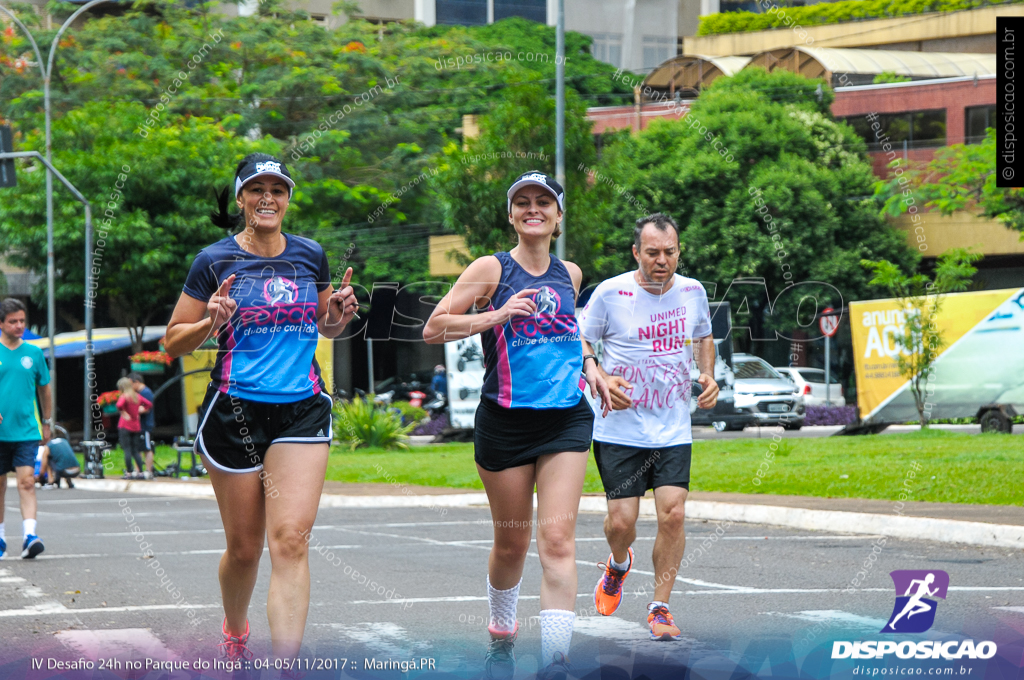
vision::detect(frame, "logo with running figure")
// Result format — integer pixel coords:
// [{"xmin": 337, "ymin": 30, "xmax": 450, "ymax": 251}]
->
[
  {"xmin": 534, "ymin": 286, "xmax": 560, "ymax": 316},
  {"xmin": 881, "ymin": 570, "xmax": 949, "ymax": 633},
  {"xmin": 263, "ymin": 276, "xmax": 298, "ymax": 305}
]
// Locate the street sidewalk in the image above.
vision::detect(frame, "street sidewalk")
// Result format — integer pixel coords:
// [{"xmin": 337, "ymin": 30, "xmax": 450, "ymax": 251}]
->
[{"xmin": 68, "ymin": 477, "xmax": 1024, "ymax": 549}]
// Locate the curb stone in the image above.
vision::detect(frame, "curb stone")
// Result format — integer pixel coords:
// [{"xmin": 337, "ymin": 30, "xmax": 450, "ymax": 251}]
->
[{"xmin": 75, "ymin": 480, "xmax": 1024, "ymax": 549}]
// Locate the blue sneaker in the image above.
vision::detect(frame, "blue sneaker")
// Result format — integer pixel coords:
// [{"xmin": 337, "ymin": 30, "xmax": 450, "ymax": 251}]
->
[
  {"xmin": 0, "ymin": 537, "xmax": 6, "ymax": 559},
  {"xmin": 22, "ymin": 534, "xmax": 44, "ymax": 559}
]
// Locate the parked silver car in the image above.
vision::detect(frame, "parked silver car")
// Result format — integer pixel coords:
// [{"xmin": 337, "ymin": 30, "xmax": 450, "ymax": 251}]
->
[
  {"xmin": 776, "ymin": 367, "xmax": 846, "ymax": 407},
  {"xmin": 730, "ymin": 353, "xmax": 805, "ymax": 430},
  {"xmin": 689, "ymin": 353, "xmax": 756, "ymax": 432}
]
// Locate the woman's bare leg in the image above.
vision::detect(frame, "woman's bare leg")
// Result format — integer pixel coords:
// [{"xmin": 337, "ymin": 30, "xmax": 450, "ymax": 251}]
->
[
  {"xmin": 262, "ymin": 442, "xmax": 329, "ymax": 657},
  {"xmin": 534, "ymin": 451, "xmax": 588, "ymax": 610},
  {"xmin": 477, "ymin": 463, "xmax": 536, "ymax": 590},
  {"xmin": 204, "ymin": 461, "xmax": 266, "ymax": 637}
]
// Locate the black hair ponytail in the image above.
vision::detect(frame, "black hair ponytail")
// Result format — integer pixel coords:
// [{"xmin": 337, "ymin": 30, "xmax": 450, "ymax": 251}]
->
[{"xmin": 210, "ymin": 186, "xmax": 243, "ymax": 230}]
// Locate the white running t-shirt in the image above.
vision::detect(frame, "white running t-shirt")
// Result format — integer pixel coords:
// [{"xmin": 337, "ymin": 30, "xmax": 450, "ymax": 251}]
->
[{"xmin": 578, "ymin": 272, "xmax": 712, "ymax": 447}]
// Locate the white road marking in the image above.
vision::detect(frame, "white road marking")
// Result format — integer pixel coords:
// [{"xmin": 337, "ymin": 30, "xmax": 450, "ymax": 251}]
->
[
  {"xmin": 0, "ymin": 546, "xmax": 360, "ymax": 559},
  {"xmin": 0, "ymin": 569, "xmax": 66, "ymax": 617},
  {"xmin": 331, "ymin": 524, "xmax": 1024, "ymax": 596},
  {"xmin": 574, "ymin": 535, "xmax": 881, "ymax": 542},
  {"xmin": 94, "ymin": 529, "xmax": 225, "ymax": 536},
  {"xmin": 0, "ymin": 603, "xmax": 221, "ymax": 618},
  {"xmin": 176, "ymin": 545, "xmax": 360, "ymax": 556},
  {"xmin": 325, "ymin": 622, "xmax": 431, "ymax": 656},
  {"xmin": 763, "ymin": 609, "xmax": 889, "ymax": 630},
  {"xmin": 32, "ymin": 510, "xmax": 219, "ymax": 519},
  {"xmin": 994, "ymin": 606, "xmax": 1024, "ymax": 614},
  {"xmin": 349, "ymin": 595, "xmax": 507, "ymax": 605},
  {"xmin": 573, "ymin": 615, "xmax": 653, "ymax": 641},
  {"xmin": 333, "ymin": 525, "xmax": 735, "ymax": 590},
  {"xmin": 10, "ymin": 497, "xmax": 193, "ymax": 505},
  {"xmin": 349, "ymin": 586, "xmax": 1024, "ymax": 606},
  {"xmin": 56, "ymin": 628, "xmax": 176, "ymax": 661}
]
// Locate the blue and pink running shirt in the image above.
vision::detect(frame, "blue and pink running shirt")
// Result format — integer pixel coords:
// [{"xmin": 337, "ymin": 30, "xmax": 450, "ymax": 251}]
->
[
  {"xmin": 182, "ymin": 233, "xmax": 331, "ymax": 403},
  {"xmin": 480, "ymin": 252, "xmax": 583, "ymax": 409}
]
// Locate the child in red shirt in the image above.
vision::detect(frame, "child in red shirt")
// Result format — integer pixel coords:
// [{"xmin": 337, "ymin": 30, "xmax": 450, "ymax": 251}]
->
[{"xmin": 116, "ymin": 377, "xmax": 153, "ymax": 480}]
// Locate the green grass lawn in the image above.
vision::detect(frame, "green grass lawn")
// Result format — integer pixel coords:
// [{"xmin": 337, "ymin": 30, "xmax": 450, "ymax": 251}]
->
[
  {"xmin": 91, "ymin": 445, "xmax": 200, "ymax": 477},
  {"xmin": 323, "ymin": 431, "xmax": 1023, "ymax": 506},
  {"xmin": 88, "ymin": 431, "xmax": 1021, "ymax": 505}
]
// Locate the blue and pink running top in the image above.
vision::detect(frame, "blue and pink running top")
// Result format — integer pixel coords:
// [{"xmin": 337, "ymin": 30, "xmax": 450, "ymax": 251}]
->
[
  {"xmin": 480, "ymin": 252, "xmax": 583, "ymax": 409},
  {"xmin": 182, "ymin": 233, "xmax": 330, "ymax": 403}
]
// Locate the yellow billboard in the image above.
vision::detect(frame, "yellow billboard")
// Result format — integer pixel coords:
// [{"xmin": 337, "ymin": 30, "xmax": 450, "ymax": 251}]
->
[
  {"xmin": 850, "ymin": 288, "xmax": 1024, "ymax": 422},
  {"xmin": 181, "ymin": 339, "xmax": 334, "ymax": 432}
]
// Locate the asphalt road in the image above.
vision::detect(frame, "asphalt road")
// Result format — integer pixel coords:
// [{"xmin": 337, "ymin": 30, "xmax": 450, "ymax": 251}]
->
[{"xmin": 0, "ymin": 489, "xmax": 1022, "ymax": 679}]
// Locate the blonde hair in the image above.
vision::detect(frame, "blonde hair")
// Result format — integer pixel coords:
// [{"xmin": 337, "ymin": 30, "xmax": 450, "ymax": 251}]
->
[{"xmin": 117, "ymin": 377, "xmax": 139, "ymax": 403}]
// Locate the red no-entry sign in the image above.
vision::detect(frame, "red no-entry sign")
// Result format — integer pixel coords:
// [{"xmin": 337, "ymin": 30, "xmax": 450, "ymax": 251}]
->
[{"xmin": 819, "ymin": 307, "xmax": 839, "ymax": 337}]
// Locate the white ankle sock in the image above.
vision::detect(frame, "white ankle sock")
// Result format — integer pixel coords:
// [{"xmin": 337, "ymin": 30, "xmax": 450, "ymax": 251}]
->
[
  {"xmin": 648, "ymin": 600, "xmax": 670, "ymax": 611},
  {"xmin": 0, "ymin": 521, "xmax": 5, "ymax": 541},
  {"xmin": 539, "ymin": 609, "xmax": 575, "ymax": 664},
  {"xmin": 23, "ymin": 519, "xmax": 36, "ymax": 538},
  {"xmin": 487, "ymin": 577, "xmax": 521, "ymax": 634},
  {"xmin": 610, "ymin": 552, "xmax": 631, "ymax": 571}
]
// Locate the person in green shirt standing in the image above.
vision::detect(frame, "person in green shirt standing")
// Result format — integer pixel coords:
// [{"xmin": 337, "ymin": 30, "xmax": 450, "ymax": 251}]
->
[{"xmin": 0, "ymin": 298, "xmax": 51, "ymax": 559}]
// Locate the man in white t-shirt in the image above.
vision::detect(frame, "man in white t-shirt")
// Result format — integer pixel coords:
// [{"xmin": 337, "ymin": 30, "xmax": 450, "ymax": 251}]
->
[{"xmin": 577, "ymin": 213, "xmax": 718, "ymax": 641}]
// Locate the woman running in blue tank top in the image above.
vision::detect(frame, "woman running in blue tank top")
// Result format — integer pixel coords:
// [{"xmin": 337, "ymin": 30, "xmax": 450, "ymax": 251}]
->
[{"xmin": 423, "ymin": 171, "xmax": 613, "ymax": 679}]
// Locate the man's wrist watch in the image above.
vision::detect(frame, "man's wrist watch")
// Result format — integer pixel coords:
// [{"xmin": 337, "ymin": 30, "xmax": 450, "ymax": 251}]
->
[{"xmin": 582, "ymin": 354, "xmax": 598, "ymax": 369}]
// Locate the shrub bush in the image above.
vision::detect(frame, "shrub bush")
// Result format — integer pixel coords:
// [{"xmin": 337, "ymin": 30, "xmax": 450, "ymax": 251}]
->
[
  {"xmin": 412, "ymin": 413, "xmax": 449, "ymax": 437},
  {"xmin": 697, "ymin": 0, "xmax": 1021, "ymax": 36},
  {"xmin": 392, "ymin": 400, "xmax": 428, "ymax": 425},
  {"xmin": 805, "ymin": 405, "xmax": 859, "ymax": 426},
  {"xmin": 333, "ymin": 396, "xmax": 415, "ymax": 450}
]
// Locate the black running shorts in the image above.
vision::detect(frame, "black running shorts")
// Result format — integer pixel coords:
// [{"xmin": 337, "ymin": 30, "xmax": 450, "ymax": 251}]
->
[
  {"xmin": 593, "ymin": 441, "xmax": 692, "ymax": 499},
  {"xmin": 474, "ymin": 395, "xmax": 594, "ymax": 472},
  {"xmin": 195, "ymin": 384, "xmax": 333, "ymax": 473}
]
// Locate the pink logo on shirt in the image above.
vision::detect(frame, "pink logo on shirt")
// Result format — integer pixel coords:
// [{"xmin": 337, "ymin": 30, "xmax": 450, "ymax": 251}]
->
[
  {"xmin": 263, "ymin": 276, "xmax": 298, "ymax": 305},
  {"xmin": 534, "ymin": 287, "xmax": 560, "ymax": 316}
]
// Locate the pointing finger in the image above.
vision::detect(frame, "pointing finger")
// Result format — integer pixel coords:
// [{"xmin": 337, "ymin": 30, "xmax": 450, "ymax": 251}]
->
[
  {"xmin": 341, "ymin": 267, "xmax": 353, "ymax": 289},
  {"xmin": 218, "ymin": 274, "xmax": 236, "ymax": 297}
]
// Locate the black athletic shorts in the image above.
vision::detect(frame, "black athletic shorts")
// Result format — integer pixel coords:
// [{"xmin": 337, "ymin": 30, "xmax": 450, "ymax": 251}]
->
[
  {"xmin": 0, "ymin": 440, "xmax": 38, "ymax": 474},
  {"xmin": 474, "ymin": 395, "xmax": 594, "ymax": 472},
  {"xmin": 195, "ymin": 384, "xmax": 333, "ymax": 474},
  {"xmin": 593, "ymin": 441, "xmax": 692, "ymax": 499}
]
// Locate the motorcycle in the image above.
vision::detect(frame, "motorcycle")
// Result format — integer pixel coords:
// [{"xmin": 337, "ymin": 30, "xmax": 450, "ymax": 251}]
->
[{"xmin": 424, "ymin": 392, "xmax": 448, "ymax": 418}]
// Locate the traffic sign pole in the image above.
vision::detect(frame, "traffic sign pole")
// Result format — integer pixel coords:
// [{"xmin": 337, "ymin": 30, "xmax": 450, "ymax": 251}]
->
[
  {"xmin": 819, "ymin": 307, "xmax": 839, "ymax": 408},
  {"xmin": 825, "ymin": 333, "xmax": 831, "ymax": 407}
]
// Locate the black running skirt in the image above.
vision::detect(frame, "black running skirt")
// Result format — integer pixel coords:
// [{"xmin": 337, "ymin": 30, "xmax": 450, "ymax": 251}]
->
[{"xmin": 474, "ymin": 395, "xmax": 594, "ymax": 472}]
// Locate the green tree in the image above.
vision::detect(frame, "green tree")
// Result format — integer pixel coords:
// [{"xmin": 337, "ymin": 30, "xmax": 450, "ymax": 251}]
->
[
  {"xmin": 0, "ymin": 102, "xmax": 270, "ymax": 348},
  {"xmin": 431, "ymin": 84, "xmax": 607, "ymax": 279},
  {"xmin": 873, "ymin": 71, "xmax": 911, "ymax": 84},
  {"xmin": 861, "ymin": 248, "xmax": 981, "ymax": 428},
  {"xmin": 875, "ymin": 129, "xmax": 1024, "ymax": 236},
  {"xmin": 594, "ymin": 68, "xmax": 916, "ymax": 340},
  {"xmin": 1, "ymin": 5, "xmax": 633, "ymax": 289}
]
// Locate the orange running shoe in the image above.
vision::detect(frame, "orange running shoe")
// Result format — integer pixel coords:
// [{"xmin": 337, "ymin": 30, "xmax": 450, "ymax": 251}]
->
[
  {"xmin": 647, "ymin": 604, "xmax": 681, "ymax": 641},
  {"xmin": 593, "ymin": 546, "xmax": 634, "ymax": 616},
  {"xmin": 218, "ymin": 618, "xmax": 254, "ymax": 661}
]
